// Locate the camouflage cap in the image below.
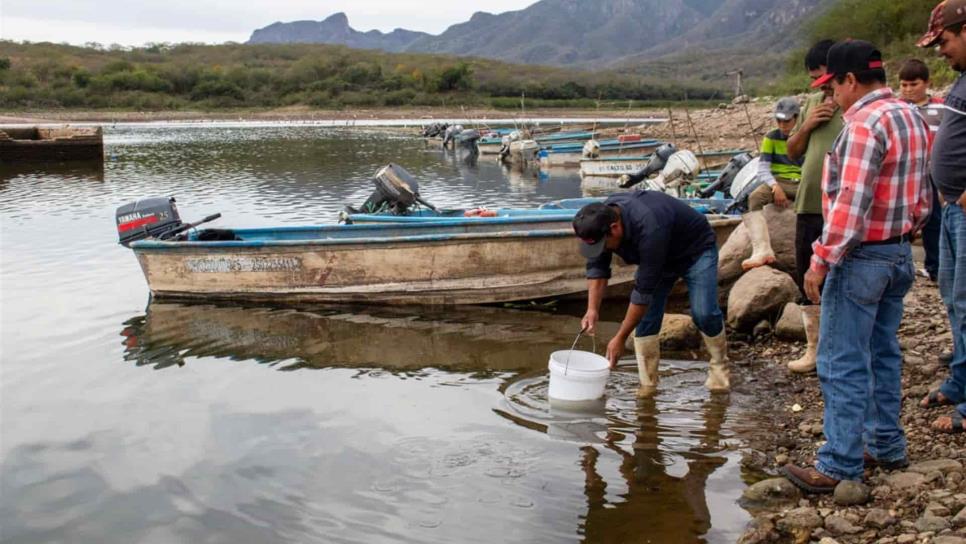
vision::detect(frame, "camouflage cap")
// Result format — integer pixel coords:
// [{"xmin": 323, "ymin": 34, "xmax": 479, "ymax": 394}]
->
[{"xmin": 918, "ymin": 0, "xmax": 966, "ymax": 48}]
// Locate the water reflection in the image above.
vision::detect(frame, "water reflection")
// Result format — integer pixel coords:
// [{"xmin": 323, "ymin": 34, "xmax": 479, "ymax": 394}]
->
[
  {"xmin": 498, "ymin": 366, "xmax": 749, "ymax": 543},
  {"xmin": 0, "ymin": 160, "xmax": 105, "ymax": 183},
  {"xmin": 120, "ymin": 301, "xmax": 623, "ymax": 373},
  {"xmin": 579, "ymin": 396, "xmax": 730, "ymax": 543}
]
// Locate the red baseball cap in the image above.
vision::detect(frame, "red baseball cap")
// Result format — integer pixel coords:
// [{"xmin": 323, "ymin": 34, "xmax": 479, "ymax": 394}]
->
[
  {"xmin": 918, "ymin": 0, "xmax": 966, "ymax": 48},
  {"xmin": 810, "ymin": 40, "xmax": 884, "ymax": 88}
]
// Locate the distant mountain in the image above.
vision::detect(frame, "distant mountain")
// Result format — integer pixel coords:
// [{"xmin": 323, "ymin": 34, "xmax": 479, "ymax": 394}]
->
[
  {"xmin": 248, "ymin": 0, "xmax": 833, "ymax": 74},
  {"xmin": 248, "ymin": 13, "xmax": 429, "ymax": 52}
]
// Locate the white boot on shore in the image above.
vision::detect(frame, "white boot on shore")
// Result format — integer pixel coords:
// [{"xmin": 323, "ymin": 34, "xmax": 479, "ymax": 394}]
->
[
  {"xmin": 702, "ymin": 331, "xmax": 731, "ymax": 393},
  {"xmin": 788, "ymin": 305, "xmax": 820, "ymax": 373},
  {"xmin": 741, "ymin": 211, "xmax": 776, "ymax": 271},
  {"xmin": 634, "ymin": 335, "xmax": 660, "ymax": 398}
]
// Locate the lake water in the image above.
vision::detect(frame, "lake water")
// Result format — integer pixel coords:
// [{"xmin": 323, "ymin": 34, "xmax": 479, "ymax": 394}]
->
[{"xmin": 1, "ymin": 125, "xmax": 754, "ymax": 543}]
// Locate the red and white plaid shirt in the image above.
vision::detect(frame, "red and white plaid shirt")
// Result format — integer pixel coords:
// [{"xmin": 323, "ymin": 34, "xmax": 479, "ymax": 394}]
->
[{"xmin": 810, "ymin": 88, "xmax": 933, "ymax": 274}]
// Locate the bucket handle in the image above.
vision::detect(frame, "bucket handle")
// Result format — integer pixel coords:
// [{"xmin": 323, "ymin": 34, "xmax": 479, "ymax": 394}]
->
[{"xmin": 564, "ymin": 327, "xmax": 597, "ymax": 376}]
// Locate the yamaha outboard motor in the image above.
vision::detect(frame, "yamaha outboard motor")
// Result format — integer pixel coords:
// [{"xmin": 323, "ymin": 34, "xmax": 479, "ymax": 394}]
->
[
  {"xmin": 618, "ymin": 143, "xmax": 676, "ymax": 188},
  {"xmin": 116, "ymin": 197, "xmax": 184, "ymax": 246},
  {"xmin": 698, "ymin": 152, "xmax": 753, "ymax": 198},
  {"xmin": 345, "ymin": 164, "xmax": 438, "ymax": 216},
  {"xmin": 116, "ymin": 197, "xmax": 222, "ymax": 246}
]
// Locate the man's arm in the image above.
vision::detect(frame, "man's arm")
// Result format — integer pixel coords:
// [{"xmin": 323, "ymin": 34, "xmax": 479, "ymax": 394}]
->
[
  {"xmin": 582, "ymin": 278, "xmax": 608, "ymax": 334},
  {"xmin": 582, "ymin": 251, "xmax": 614, "ymax": 334}
]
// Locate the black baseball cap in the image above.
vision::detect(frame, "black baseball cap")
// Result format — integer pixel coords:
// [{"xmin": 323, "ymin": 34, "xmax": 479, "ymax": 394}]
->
[
  {"xmin": 810, "ymin": 40, "xmax": 884, "ymax": 88},
  {"xmin": 573, "ymin": 202, "xmax": 617, "ymax": 259}
]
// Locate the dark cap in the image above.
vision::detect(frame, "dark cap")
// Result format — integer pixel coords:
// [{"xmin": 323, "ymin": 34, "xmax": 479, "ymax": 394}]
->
[
  {"xmin": 573, "ymin": 202, "xmax": 617, "ymax": 259},
  {"xmin": 811, "ymin": 40, "xmax": 884, "ymax": 88},
  {"xmin": 918, "ymin": 0, "xmax": 966, "ymax": 48}
]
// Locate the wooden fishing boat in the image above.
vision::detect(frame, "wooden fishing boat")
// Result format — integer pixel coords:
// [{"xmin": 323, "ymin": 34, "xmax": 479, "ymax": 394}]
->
[
  {"xmin": 0, "ymin": 126, "xmax": 103, "ymax": 161},
  {"xmin": 539, "ymin": 140, "xmax": 662, "ymax": 167},
  {"xmin": 578, "ymin": 149, "xmax": 748, "ymax": 177},
  {"xmin": 128, "ymin": 215, "xmax": 739, "ymax": 305}
]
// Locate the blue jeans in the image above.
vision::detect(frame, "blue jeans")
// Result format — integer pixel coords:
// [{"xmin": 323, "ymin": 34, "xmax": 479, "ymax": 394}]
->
[
  {"xmin": 938, "ymin": 203, "xmax": 966, "ymax": 418},
  {"xmin": 635, "ymin": 246, "xmax": 724, "ymax": 338},
  {"xmin": 816, "ymin": 242, "xmax": 915, "ymax": 481},
  {"xmin": 922, "ymin": 186, "xmax": 942, "ymax": 279}
]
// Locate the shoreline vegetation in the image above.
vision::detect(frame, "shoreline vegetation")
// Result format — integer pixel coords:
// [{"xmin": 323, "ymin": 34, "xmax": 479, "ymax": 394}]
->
[{"xmin": 0, "ymin": 106, "xmax": 710, "ymax": 125}]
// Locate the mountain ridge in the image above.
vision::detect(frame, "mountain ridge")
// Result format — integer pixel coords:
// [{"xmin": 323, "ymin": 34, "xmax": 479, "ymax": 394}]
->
[{"xmin": 247, "ymin": 0, "xmax": 833, "ymax": 77}]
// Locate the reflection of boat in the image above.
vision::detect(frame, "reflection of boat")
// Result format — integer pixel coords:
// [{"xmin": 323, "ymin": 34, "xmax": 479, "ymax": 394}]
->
[
  {"xmin": 127, "ymin": 218, "xmax": 639, "ymax": 305},
  {"xmin": 0, "ymin": 159, "xmax": 104, "ymax": 182},
  {"xmin": 120, "ymin": 301, "xmax": 624, "ymax": 372},
  {"xmin": 0, "ymin": 126, "xmax": 104, "ymax": 161}
]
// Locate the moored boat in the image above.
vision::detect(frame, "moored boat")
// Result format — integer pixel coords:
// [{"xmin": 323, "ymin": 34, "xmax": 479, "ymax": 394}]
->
[
  {"xmin": 124, "ymin": 213, "xmax": 739, "ymax": 305},
  {"xmin": 579, "ymin": 149, "xmax": 746, "ymax": 177},
  {"xmin": 539, "ymin": 139, "xmax": 662, "ymax": 167},
  {"xmin": 125, "ymin": 219, "xmax": 638, "ymax": 305},
  {"xmin": 0, "ymin": 126, "xmax": 104, "ymax": 161}
]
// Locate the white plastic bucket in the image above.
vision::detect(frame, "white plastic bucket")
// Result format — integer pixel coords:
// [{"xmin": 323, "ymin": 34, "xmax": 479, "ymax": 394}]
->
[{"xmin": 548, "ymin": 350, "xmax": 610, "ymax": 401}]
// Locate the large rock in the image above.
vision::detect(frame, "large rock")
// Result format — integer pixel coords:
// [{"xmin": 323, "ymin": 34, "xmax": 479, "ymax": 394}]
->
[
  {"xmin": 833, "ymin": 481, "xmax": 870, "ymax": 505},
  {"xmin": 775, "ymin": 302, "xmax": 806, "ymax": 341},
  {"xmin": 659, "ymin": 313, "xmax": 701, "ymax": 350},
  {"xmin": 741, "ymin": 477, "xmax": 803, "ymax": 508},
  {"xmin": 717, "ymin": 205, "xmax": 799, "ymax": 286},
  {"xmin": 727, "ymin": 266, "xmax": 801, "ymax": 331}
]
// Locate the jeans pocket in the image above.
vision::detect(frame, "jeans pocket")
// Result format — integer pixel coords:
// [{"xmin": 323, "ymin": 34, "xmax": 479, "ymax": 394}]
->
[{"xmin": 845, "ymin": 260, "xmax": 890, "ymax": 305}]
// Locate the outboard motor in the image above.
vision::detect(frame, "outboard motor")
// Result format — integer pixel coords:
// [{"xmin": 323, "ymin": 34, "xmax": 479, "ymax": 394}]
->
[
  {"xmin": 618, "ymin": 143, "xmax": 677, "ymax": 188},
  {"xmin": 647, "ymin": 150, "xmax": 700, "ymax": 195},
  {"xmin": 726, "ymin": 157, "xmax": 764, "ymax": 213},
  {"xmin": 345, "ymin": 164, "xmax": 437, "ymax": 216},
  {"xmin": 116, "ymin": 196, "xmax": 222, "ymax": 246},
  {"xmin": 582, "ymin": 139, "xmax": 601, "ymax": 159},
  {"xmin": 698, "ymin": 152, "xmax": 753, "ymax": 198},
  {"xmin": 499, "ymin": 130, "xmax": 522, "ymax": 160}
]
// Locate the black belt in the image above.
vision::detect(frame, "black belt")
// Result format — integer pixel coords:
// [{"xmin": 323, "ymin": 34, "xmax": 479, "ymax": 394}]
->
[{"xmin": 860, "ymin": 233, "xmax": 910, "ymax": 247}]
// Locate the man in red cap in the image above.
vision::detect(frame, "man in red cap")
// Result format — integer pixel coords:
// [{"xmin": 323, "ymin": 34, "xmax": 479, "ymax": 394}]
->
[
  {"xmin": 782, "ymin": 40, "xmax": 933, "ymax": 493},
  {"xmin": 917, "ymin": 0, "xmax": 966, "ymax": 435}
]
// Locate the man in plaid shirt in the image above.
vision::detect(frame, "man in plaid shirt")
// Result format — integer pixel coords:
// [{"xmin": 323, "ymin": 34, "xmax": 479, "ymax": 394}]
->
[{"xmin": 783, "ymin": 40, "xmax": 932, "ymax": 493}]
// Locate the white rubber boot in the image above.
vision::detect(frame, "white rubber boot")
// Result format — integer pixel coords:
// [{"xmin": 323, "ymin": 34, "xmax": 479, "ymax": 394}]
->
[
  {"xmin": 634, "ymin": 335, "xmax": 661, "ymax": 398},
  {"xmin": 788, "ymin": 305, "xmax": 820, "ymax": 373},
  {"xmin": 702, "ymin": 331, "xmax": 731, "ymax": 393},
  {"xmin": 741, "ymin": 210, "xmax": 776, "ymax": 271}
]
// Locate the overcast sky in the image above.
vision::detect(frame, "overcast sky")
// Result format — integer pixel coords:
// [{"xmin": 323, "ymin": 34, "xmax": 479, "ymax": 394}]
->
[{"xmin": 1, "ymin": 0, "xmax": 537, "ymax": 46}]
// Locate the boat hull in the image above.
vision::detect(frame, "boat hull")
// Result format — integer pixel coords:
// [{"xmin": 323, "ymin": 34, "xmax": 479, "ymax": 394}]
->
[{"xmin": 133, "ymin": 229, "xmax": 636, "ymax": 305}]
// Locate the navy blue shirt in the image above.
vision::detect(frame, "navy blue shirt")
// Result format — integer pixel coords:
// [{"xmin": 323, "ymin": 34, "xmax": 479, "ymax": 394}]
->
[
  {"xmin": 585, "ymin": 191, "xmax": 717, "ymax": 305},
  {"xmin": 932, "ymin": 72, "xmax": 966, "ymax": 203}
]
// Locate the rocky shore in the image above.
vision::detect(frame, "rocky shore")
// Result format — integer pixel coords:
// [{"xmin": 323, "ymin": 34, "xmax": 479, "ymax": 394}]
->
[{"xmin": 726, "ymin": 275, "xmax": 966, "ymax": 544}]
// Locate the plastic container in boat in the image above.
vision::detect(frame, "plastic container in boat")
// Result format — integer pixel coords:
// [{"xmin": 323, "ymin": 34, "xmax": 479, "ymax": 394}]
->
[{"xmin": 547, "ymin": 350, "xmax": 610, "ymax": 401}]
